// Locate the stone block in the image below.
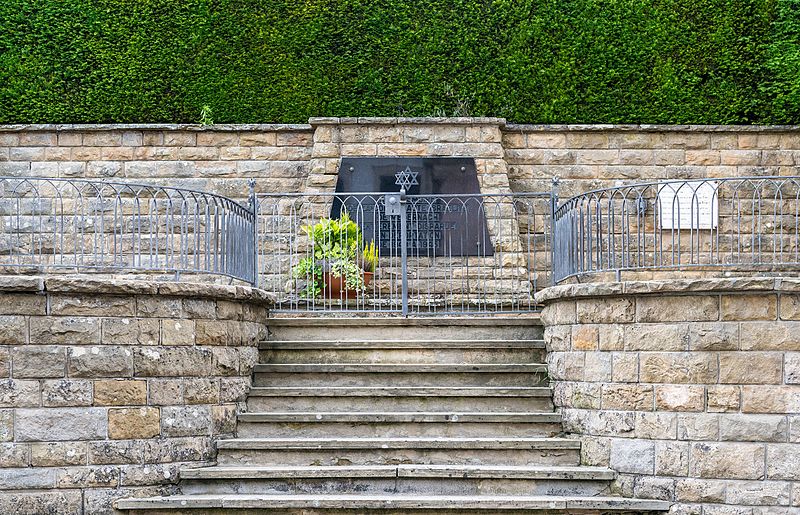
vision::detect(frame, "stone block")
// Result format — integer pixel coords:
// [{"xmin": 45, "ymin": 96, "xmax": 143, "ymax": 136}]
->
[
  {"xmin": 0, "ymin": 442, "xmax": 29, "ymax": 467},
  {"xmin": 576, "ymin": 298, "xmax": 634, "ymax": 323},
  {"xmin": 42, "ymin": 379, "xmax": 92, "ymax": 407},
  {"xmin": 0, "ymin": 467, "xmax": 56, "ymax": 489},
  {"xmin": 635, "ymin": 412, "xmax": 678, "ymax": 439},
  {"xmin": 119, "ymin": 462, "xmax": 182, "ymax": 486},
  {"xmin": 688, "ymin": 322, "xmax": 738, "ymax": 351},
  {"xmin": 655, "ymin": 385, "xmax": 705, "ymax": 412},
  {"xmin": 742, "ymin": 385, "xmax": 800, "ymax": 413},
  {"xmin": 678, "ymin": 413, "xmax": 719, "ymax": 440},
  {"xmin": 543, "ymin": 326, "xmax": 570, "ymax": 352},
  {"xmin": 690, "ymin": 442, "xmax": 765, "ymax": 479},
  {"xmin": 766, "ymin": 444, "xmax": 800, "ymax": 479},
  {"xmin": 182, "ymin": 299, "xmax": 217, "ymax": 319},
  {"xmin": 740, "ymin": 321, "xmax": 800, "ymax": 350},
  {"xmin": 540, "ymin": 301, "xmax": 576, "ymax": 325},
  {"xmin": 56, "ymin": 465, "xmax": 119, "ymax": 488},
  {"xmin": 640, "ymin": 352, "xmax": 718, "ymax": 383},
  {"xmin": 707, "ymin": 385, "xmax": 741, "ymax": 412},
  {"xmin": 212, "ymin": 404, "xmax": 237, "ymax": 434},
  {"xmin": 108, "ymin": 407, "xmax": 160, "ymax": 439},
  {"xmin": 101, "ymin": 318, "xmax": 159, "ymax": 345},
  {"xmin": 0, "ymin": 316, "xmax": 27, "ymax": 345},
  {"xmin": 721, "ymin": 294, "xmax": 777, "ymax": 321},
  {"xmin": 135, "ymin": 296, "xmax": 182, "ymax": 318},
  {"xmin": 611, "ymin": 352, "xmax": 638, "ymax": 383},
  {"xmin": 0, "ymin": 347, "xmax": 6, "ymax": 378},
  {"xmin": 89, "ymin": 440, "xmax": 143, "ymax": 465},
  {"xmin": 597, "ymin": 325, "xmax": 624, "ymax": 351},
  {"xmin": 68, "ymin": 346, "xmax": 133, "ymax": 378},
  {"xmin": 571, "ymin": 325, "xmax": 598, "ymax": 350},
  {"xmin": 610, "ymin": 438, "xmax": 654, "ymax": 474},
  {"xmin": 719, "ymin": 352, "xmax": 782, "ymax": 384},
  {"xmin": 183, "ymin": 378, "xmax": 220, "ymax": 404},
  {"xmin": 624, "ymin": 323, "xmax": 688, "ymax": 351},
  {"xmin": 29, "ymin": 316, "xmax": 101, "ymax": 345},
  {"xmin": 0, "ymin": 379, "xmax": 39, "ymax": 407},
  {"xmin": 15, "ymin": 407, "xmax": 107, "ymax": 441},
  {"xmin": 219, "ymin": 377, "xmax": 250, "ymax": 403},
  {"xmin": 210, "ymin": 347, "xmax": 240, "ymax": 376},
  {"xmin": 93, "ymin": 379, "xmax": 146, "ymax": 406},
  {"xmin": 12, "ymin": 346, "xmax": 65, "ymax": 378},
  {"xmin": 133, "ymin": 347, "xmax": 212, "ymax": 377},
  {"xmin": 656, "ymin": 441, "xmax": 689, "ymax": 476},
  {"xmin": 195, "ymin": 320, "xmax": 228, "ymax": 345},
  {"xmin": 583, "ymin": 352, "xmax": 612, "ymax": 382},
  {"xmin": 725, "ymin": 480, "xmax": 790, "ymax": 505},
  {"xmin": 548, "ymin": 351, "xmax": 585, "ymax": 381},
  {"xmin": 0, "ymin": 293, "xmax": 46, "ymax": 315},
  {"xmin": 49, "ymin": 294, "xmax": 135, "ymax": 316},
  {"xmin": 784, "ymin": 353, "xmax": 800, "ymax": 384},
  {"xmin": 160, "ymin": 319, "xmax": 195, "ymax": 346},
  {"xmin": 0, "ymin": 410, "xmax": 10, "ymax": 442},
  {"xmin": 585, "ymin": 410, "xmax": 636, "ymax": 436},
  {"xmin": 633, "ymin": 476, "xmax": 675, "ymax": 500},
  {"xmin": 30, "ymin": 441, "xmax": 88, "ymax": 466},
  {"xmin": 779, "ymin": 294, "xmax": 800, "ymax": 320},
  {"xmin": 675, "ymin": 478, "xmax": 726, "ymax": 502},
  {"xmin": 601, "ymin": 384, "xmax": 653, "ymax": 410},
  {"xmin": 719, "ymin": 414, "xmax": 788, "ymax": 442},
  {"xmin": 147, "ymin": 379, "xmax": 184, "ymax": 405},
  {"xmin": 637, "ymin": 295, "xmax": 719, "ymax": 322},
  {"xmin": 142, "ymin": 435, "xmax": 212, "ymax": 464},
  {"xmin": 161, "ymin": 406, "xmax": 211, "ymax": 437}
]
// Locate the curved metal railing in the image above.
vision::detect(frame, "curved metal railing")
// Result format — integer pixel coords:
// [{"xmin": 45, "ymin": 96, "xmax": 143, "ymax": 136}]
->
[
  {"xmin": 553, "ymin": 176, "xmax": 800, "ymax": 283},
  {"xmin": 0, "ymin": 177, "xmax": 256, "ymax": 284}
]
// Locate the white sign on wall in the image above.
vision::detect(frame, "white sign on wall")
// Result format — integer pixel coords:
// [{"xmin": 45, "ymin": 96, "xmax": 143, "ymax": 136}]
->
[{"xmin": 657, "ymin": 181, "xmax": 719, "ymax": 230}]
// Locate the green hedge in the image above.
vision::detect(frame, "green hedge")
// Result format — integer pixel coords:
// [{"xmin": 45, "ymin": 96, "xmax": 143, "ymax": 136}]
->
[{"xmin": 0, "ymin": 0, "xmax": 795, "ymax": 124}]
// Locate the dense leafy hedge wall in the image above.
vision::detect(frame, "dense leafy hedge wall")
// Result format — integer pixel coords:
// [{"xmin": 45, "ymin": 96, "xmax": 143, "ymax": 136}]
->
[{"xmin": 0, "ymin": 0, "xmax": 795, "ymax": 124}]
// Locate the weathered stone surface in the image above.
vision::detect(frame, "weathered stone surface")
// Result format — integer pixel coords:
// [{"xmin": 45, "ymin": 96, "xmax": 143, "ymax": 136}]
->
[
  {"xmin": 633, "ymin": 476, "xmax": 675, "ymax": 500},
  {"xmin": 655, "ymin": 385, "xmax": 705, "ymax": 412},
  {"xmin": 0, "ymin": 347, "xmax": 8, "ymax": 377},
  {"xmin": 583, "ymin": 352, "xmax": 612, "ymax": 382},
  {"xmin": 678, "ymin": 414, "xmax": 719, "ymax": 440},
  {"xmin": 42, "ymin": 379, "xmax": 92, "ymax": 407},
  {"xmin": 540, "ymin": 301, "xmax": 575, "ymax": 325},
  {"xmin": 543, "ymin": 325, "xmax": 570, "ymax": 351},
  {"xmin": 89, "ymin": 440, "xmax": 143, "ymax": 465},
  {"xmin": 784, "ymin": 353, "xmax": 800, "ymax": 384},
  {"xmin": 0, "ymin": 467, "xmax": 55, "ymax": 489},
  {"xmin": 725, "ymin": 480, "xmax": 790, "ymax": 505},
  {"xmin": 690, "ymin": 442, "xmax": 765, "ymax": 479},
  {"xmin": 56, "ymin": 465, "xmax": 119, "ymax": 488},
  {"xmin": 160, "ymin": 406, "xmax": 211, "ymax": 437},
  {"xmin": 601, "ymin": 384, "xmax": 653, "ymax": 410},
  {"xmin": 142, "ymin": 435, "xmax": 212, "ymax": 463},
  {"xmin": 610, "ymin": 438, "xmax": 654, "ymax": 474},
  {"xmin": 635, "ymin": 412, "xmax": 678, "ymax": 440},
  {"xmin": 721, "ymin": 294, "xmax": 777, "ymax": 321},
  {"xmin": 766, "ymin": 444, "xmax": 800, "ymax": 479},
  {"xmin": 102, "ymin": 318, "xmax": 159, "ymax": 345},
  {"xmin": 637, "ymin": 295, "xmax": 719, "ymax": 322},
  {"xmin": 133, "ymin": 347, "xmax": 212, "ymax": 377},
  {"xmin": 15, "ymin": 408, "xmax": 107, "ymax": 441},
  {"xmin": 29, "ymin": 316, "xmax": 101, "ymax": 345},
  {"xmin": 0, "ymin": 409, "xmax": 11, "ymax": 442},
  {"xmin": 656, "ymin": 441, "xmax": 689, "ymax": 476},
  {"xmin": 195, "ymin": 320, "xmax": 228, "ymax": 345},
  {"xmin": 0, "ymin": 293, "xmax": 46, "ymax": 315},
  {"xmin": 611, "ymin": 352, "xmax": 638, "ymax": 382},
  {"xmin": 719, "ymin": 352, "xmax": 783, "ymax": 384},
  {"xmin": 571, "ymin": 325, "xmax": 598, "ymax": 350},
  {"xmin": 676, "ymin": 478, "xmax": 726, "ymax": 503},
  {"xmin": 12, "ymin": 346, "xmax": 65, "ymax": 378},
  {"xmin": 688, "ymin": 323, "xmax": 739, "ymax": 351},
  {"xmin": 30, "ymin": 442, "xmax": 88, "ymax": 466},
  {"xmin": 108, "ymin": 407, "xmax": 160, "ymax": 439},
  {"xmin": 68, "ymin": 346, "xmax": 133, "ymax": 378},
  {"xmin": 183, "ymin": 378, "xmax": 219, "ymax": 404},
  {"xmin": 0, "ymin": 316, "xmax": 27, "ymax": 345},
  {"xmin": 742, "ymin": 385, "xmax": 800, "ymax": 413},
  {"xmin": 160, "ymin": 319, "xmax": 195, "ymax": 346},
  {"xmin": 93, "ymin": 379, "xmax": 146, "ymax": 406},
  {"xmin": 719, "ymin": 414, "xmax": 788, "ymax": 442},
  {"xmin": 0, "ymin": 379, "xmax": 39, "ymax": 407},
  {"xmin": 577, "ymin": 298, "xmax": 634, "ymax": 323},
  {"xmin": 219, "ymin": 377, "xmax": 250, "ymax": 402},
  {"xmin": 707, "ymin": 385, "xmax": 741, "ymax": 412},
  {"xmin": 135, "ymin": 296, "xmax": 182, "ymax": 318},
  {"xmin": 211, "ymin": 404, "xmax": 237, "ymax": 435},
  {"xmin": 641, "ymin": 352, "xmax": 718, "ymax": 383},
  {"xmin": 740, "ymin": 321, "xmax": 800, "ymax": 350},
  {"xmin": 49, "ymin": 294, "xmax": 134, "ymax": 316},
  {"xmin": 624, "ymin": 323, "xmax": 688, "ymax": 351},
  {"xmin": 147, "ymin": 378, "xmax": 184, "ymax": 405}
]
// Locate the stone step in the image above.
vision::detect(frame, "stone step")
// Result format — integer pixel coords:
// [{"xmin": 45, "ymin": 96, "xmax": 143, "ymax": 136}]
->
[
  {"xmin": 117, "ymin": 493, "xmax": 671, "ymax": 512},
  {"xmin": 259, "ymin": 340, "xmax": 546, "ymax": 365},
  {"xmin": 246, "ymin": 388, "xmax": 553, "ymax": 412},
  {"xmin": 266, "ymin": 316, "xmax": 543, "ymax": 342},
  {"xmin": 235, "ymin": 412, "xmax": 562, "ymax": 438},
  {"xmin": 252, "ymin": 363, "xmax": 548, "ymax": 388},
  {"xmin": 177, "ymin": 465, "xmax": 616, "ymax": 496},
  {"xmin": 215, "ymin": 437, "xmax": 581, "ymax": 467}
]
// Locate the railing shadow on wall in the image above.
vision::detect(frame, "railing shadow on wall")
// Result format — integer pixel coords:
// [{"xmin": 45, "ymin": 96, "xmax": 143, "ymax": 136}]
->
[
  {"xmin": 0, "ymin": 177, "xmax": 256, "ymax": 284},
  {"xmin": 553, "ymin": 176, "xmax": 800, "ymax": 283}
]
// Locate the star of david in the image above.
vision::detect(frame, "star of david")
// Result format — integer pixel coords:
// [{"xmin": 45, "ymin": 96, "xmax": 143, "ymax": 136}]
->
[{"xmin": 394, "ymin": 167, "xmax": 419, "ymax": 191}]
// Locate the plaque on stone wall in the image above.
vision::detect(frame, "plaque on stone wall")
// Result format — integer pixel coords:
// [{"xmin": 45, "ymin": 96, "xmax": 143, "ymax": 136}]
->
[
  {"xmin": 658, "ymin": 181, "xmax": 719, "ymax": 230},
  {"xmin": 331, "ymin": 157, "xmax": 493, "ymax": 257}
]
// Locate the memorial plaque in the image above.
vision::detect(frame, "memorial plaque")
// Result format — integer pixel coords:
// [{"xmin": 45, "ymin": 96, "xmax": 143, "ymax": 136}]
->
[
  {"xmin": 658, "ymin": 181, "xmax": 719, "ymax": 230},
  {"xmin": 331, "ymin": 157, "xmax": 493, "ymax": 257}
]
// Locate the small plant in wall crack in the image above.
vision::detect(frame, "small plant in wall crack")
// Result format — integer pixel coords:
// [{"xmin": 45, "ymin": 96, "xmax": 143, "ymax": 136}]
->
[{"xmin": 198, "ymin": 105, "xmax": 214, "ymax": 126}]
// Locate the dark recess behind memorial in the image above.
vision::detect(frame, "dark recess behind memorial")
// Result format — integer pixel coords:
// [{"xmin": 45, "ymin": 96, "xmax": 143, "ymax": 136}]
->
[{"xmin": 0, "ymin": 0, "xmax": 795, "ymax": 124}]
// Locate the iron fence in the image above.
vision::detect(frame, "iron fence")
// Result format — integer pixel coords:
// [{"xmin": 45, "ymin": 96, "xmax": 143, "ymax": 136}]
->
[
  {"xmin": 0, "ymin": 177, "xmax": 256, "ymax": 283},
  {"xmin": 553, "ymin": 176, "xmax": 800, "ymax": 282},
  {"xmin": 255, "ymin": 192, "xmax": 552, "ymax": 314}
]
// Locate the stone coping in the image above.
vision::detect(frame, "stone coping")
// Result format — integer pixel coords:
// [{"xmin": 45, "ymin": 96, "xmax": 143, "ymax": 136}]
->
[
  {"xmin": 0, "ymin": 275, "xmax": 274, "ymax": 303},
  {"xmin": 534, "ymin": 276, "xmax": 800, "ymax": 303},
  {"xmin": 0, "ymin": 124, "xmax": 313, "ymax": 133},
  {"xmin": 2, "ymin": 120, "xmax": 800, "ymax": 132}
]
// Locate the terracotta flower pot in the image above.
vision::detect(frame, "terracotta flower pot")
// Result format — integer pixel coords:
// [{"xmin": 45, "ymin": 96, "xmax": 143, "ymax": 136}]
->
[{"xmin": 323, "ymin": 271, "xmax": 373, "ymax": 299}]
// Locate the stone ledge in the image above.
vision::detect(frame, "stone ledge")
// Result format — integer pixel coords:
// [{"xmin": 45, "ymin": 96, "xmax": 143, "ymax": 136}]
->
[
  {"xmin": 534, "ymin": 276, "xmax": 800, "ymax": 303},
  {"xmin": 505, "ymin": 123, "xmax": 800, "ymax": 133},
  {"xmin": 309, "ymin": 117, "xmax": 507, "ymax": 126},
  {"xmin": 0, "ymin": 275, "xmax": 274, "ymax": 304},
  {"xmin": 0, "ymin": 124, "xmax": 313, "ymax": 133}
]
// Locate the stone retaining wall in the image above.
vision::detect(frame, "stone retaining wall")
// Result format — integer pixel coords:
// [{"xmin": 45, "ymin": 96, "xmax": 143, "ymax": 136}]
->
[
  {"xmin": 0, "ymin": 276, "xmax": 270, "ymax": 514},
  {"xmin": 535, "ymin": 278, "xmax": 800, "ymax": 514}
]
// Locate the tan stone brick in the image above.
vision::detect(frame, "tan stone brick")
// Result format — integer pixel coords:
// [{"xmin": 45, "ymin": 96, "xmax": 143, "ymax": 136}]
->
[
  {"xmin": 160, "ymin": 319, "xmax": 195, "ymax": 346},
  {"xmin": 277, "ymin": 131, "xmax": 312, "ymax": 146},
  {"xmin": 655, "ymin": 441, "xmax": 689, "ymax": 476},
  {"xmin": 584, "ymin": 353, "xmax": 612, "ymax": 382},
  {"xmin": 101, "ymin": 318, "xmax": 159, "ymax": 346},
  {"xmin": 640, "ymin": 352, "xmax": 718, "ymax": 383},
  {"xmin": 571, "ymin": 325, "xmax": 598, "ymax": 350},
  {"xmin": 108, "ymin": 407, "xmax": 160, "ymax": 439},
  {"xmin": 83, "ymin": 132, "xmax": 122, "ymax": 146},
  {"xmin": 688, "ymin": 322, "xmax": 738, "ymax": 351},
  {"xmin": 721, "ymin": 294, "xmax": 777, "ymax": 321},
  {"xmin": 29, "ymin": 316, "xmax": 100, "ymax": 345},
  {"xmin": 707, "ymin": 385, "xmax": 740, "ymax": 412},
  {"xmin": 162, "ymin": 132, "xmax": 196, "ymax": 146},
  {"xmin": 720, "ymin": 150, "xmax": 761, "ymax": 165},
  {"xmin": 720, "ymin": 414, "xmax": 788, "ymax": 442},
  {"xmin": 30, "ymin": 442, "xmax": 87, "ymax": 466},
  {"xmin": 690, "ymin": 442, "xmax": 765, "ymax": 479},
  {"xmin": 19, "ymin": 132, "xmax": 57, "ymax": 146},
  {"xmin": 540, "ymin": 301, "xmax": 576, "ymax": 326},
  {"xmin": 612, "ymin": 353, "xmax": 639, "ymax": 382},
  {"xmin": 239, "ymin": 132, "xmax": 277, "ymax": 146},
  {"xmin": 576, "ymin": 298, "xmax": 634, "ymax": 323},
  {"xmin": 526, "ymin": 133, "xmax": 566, "ymax": 148},
  {"xmin": 598, "ymin": 325, "xmax": 624, "ymax": 351},
  {"xmin": 675, "ymin": 478, "xmax": 726, "ymax": 502},
  {"xmin": 779, "ymin": 294, "xmax": 800, "ymax": 320},
  {"xmin": 742, "ymin": 385, "xmax": 800, "ymax": 413},
  {"xmin": 685, "ymin": 150, "xmax": 720, "ymax": 165},
  {"xmin": 655, "ymin": 385, "xmax": 705, "ymax": 412},
  {"xmin": 0, "ymin": 315, "xmax": 28, "ymax": 344},
  {"xmin": 93, "ymin": 380, "xmax": 146, "ymax": 406},
  {"xmin": 624, "ymin": 323, "xmax": 688, "ymax": 351},
  {"xmin": 196, "ymin": 132, "xmax": 238, "ymax": 146},
  {"xmin": 719, "ymin": 352, "xmax": 782, "ymax": 384},
  {"xmin": 601, "ymin": 384, "xmax": 653, "ymax": 410},
  {"xmin": 57, "ymin": 133, "xmax": 82, "ymax": 146},
  {"xmin": 637, "ymin": 295, "xmax": 718, "ymax": 322},
  {"xmin": 635, "ymin": 412, "xmax": 677, "ymax": 439},
  {"xmin": 147, "ymin": 379, "xmax": 183, "ymax": 406},
  {"xmin": 740, "ymin": 321, "xmax": 800, "ymax": 350},
  {"xmin": 184, "ymin": 378, "xmax": 220, "ymax": 404},
  {"xmin": 49, "ymin": 294, "xmax": 134, "ymax": 316},
  {"xmin": 195, "ymin": 320, "xmax": 227, "ymax": 346}
]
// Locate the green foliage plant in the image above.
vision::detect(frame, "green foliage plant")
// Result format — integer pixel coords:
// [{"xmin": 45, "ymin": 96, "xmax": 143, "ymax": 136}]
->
[
  {"xmin": 199, "ymin": 105, "xmax": 214, "ymax": 126},
  {"xmin": 361, "ymin": 240, "xmax": 379, "ymax": 273}
]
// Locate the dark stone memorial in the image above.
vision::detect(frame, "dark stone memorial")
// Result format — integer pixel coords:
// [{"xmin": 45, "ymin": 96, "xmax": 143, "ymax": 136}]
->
[{"xmin": 331, "ymin": 157, "xmax": 493, "ymax": 257}]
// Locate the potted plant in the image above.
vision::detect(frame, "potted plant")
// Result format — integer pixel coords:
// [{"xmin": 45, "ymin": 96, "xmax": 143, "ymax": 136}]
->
[{"xmin": 292, "ymin": 213, "xmax": 377, "ymax": 299}]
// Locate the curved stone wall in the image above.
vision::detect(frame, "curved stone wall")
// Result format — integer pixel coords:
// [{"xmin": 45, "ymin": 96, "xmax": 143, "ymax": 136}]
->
[
  {"xmin": 535, "ymin": 278, "xmax": 800, "ymax": 514},
  {"xmin": 0, "ymin": 276, "xmax": 270, "ymax": 514}
]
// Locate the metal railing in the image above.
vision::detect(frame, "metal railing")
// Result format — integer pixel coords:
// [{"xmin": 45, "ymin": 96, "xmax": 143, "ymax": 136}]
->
[
  {"xmin": 553, "ymin": 176, "xmax": 800, "ymax": 282},
  {"xmin": 0, "ymin": 177, "xmax": 256, "ymax": 283},
  {"xmin": 256, "ymin": 192, "xmax": 552, "ymax": 314}
]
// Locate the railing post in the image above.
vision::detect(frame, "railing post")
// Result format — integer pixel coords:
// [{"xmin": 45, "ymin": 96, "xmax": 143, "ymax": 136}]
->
[
  {"xmin": 550, "ymin": 176, "xmax": 560, "ymax": 285},
  {"xmin": 400, "ymin": 188, "xmax": 409, "ymax": 317},
  {"xmin": 248, "ymin": 179, "xmax": 259, "ymax": 287}
]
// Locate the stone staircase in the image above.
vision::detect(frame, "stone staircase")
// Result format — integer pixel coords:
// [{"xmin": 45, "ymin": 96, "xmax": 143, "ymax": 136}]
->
[{"xmin": 118, "ymin": 317, "xmax": 669, "ymax": 513}]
